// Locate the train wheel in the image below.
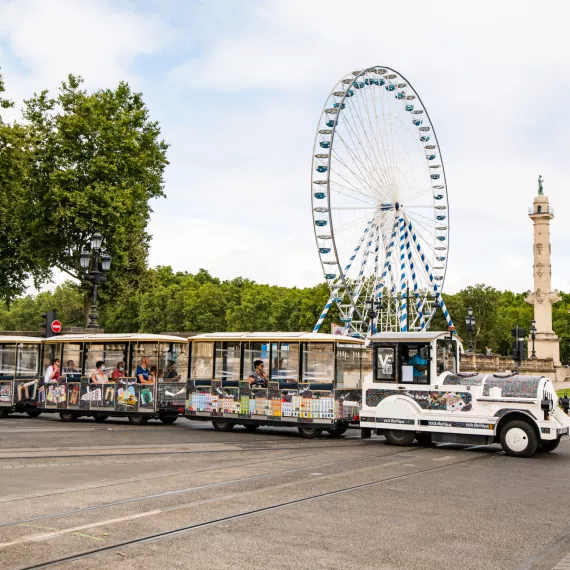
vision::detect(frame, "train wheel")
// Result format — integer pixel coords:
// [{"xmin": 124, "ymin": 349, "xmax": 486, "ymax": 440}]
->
[
  {"xmin": 212, "ymin": 420, "xmax": 234, "ymax": 432},
  {"xmin": 94, "ymin": 415, "xmax": 109, "ymax": 422},
  {"xmin": 500, "ymin": 420, "xmax": 538, "ymax": 458},
  {"xmin": 26, "ymin": 410, "xmax": 42, "ymax": 418},
  {"xmin": 384, "ymin": 429, "xmax": 416, "ymax": 446},
  {"xmin": 326, "ymin": 426, "xmax": 347, "ymax": 437},
  {"xmin": 538, "ymin": 437, "xmax": 561, "ymax": 453},
  {"xmin": 0, "ymin": 409, "xmax": 10, "ymax": 418},
  {"xmin": 160, "ymin": 416, "xmax": 178, "ymax": 424},
  {"xmin": 128, "ymin": 415, "xmax": 150, "ymax": 426},
  {"xmin": 60, "ymin": 412, "xmax": 78, "ymax": 422},
  {"xmin": 297, "ymin": 427, "xmax": 323, "ymax": 439},
  {"xmin": 243, "ymin": 424, "xmax": 259, "ymax": 431}
]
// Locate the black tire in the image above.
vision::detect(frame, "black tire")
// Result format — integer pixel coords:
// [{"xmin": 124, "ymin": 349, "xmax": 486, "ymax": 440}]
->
[
  {"xmin": 297, "ymin": 427, "xmax": 323, "ymax": 439},
  {"xmin": 0, "ymin": 409, "xmax": 10, "ymax": 418},
  {"xmin": 415, "ymin": 432, "xmax": 432, "ymax": 445},
  {"xmin": 93, "ymin": 415, "xmax": 109, "ymax": 422},
  {"xmin": 212, "ymin": 420, "xmax": 235, "ymax": 432},
  {"xmin": 128, "ymin": 415, "xmax": 150, "ymax": 425},
  {"xmin": 60, "ymin": 412, "xmax": 78, "ymax": 422},
  {"xmin": 538, "ymin": 437, "xmax": 561, "ymax": 453},
  {"xmin": 159, "ymin": 416, "xmax": 178, "ymax": 424},
  {"xmin": 26, "ymin": 410, "xmax": 42, "ymax": 418},
  {"xmin": 243, "ymin": 424, "xmax": 260, "ymax": 431},
  {"xmin": 500, "ymin": 420, "xmax": 538, "ymax": 458},
  {"xmin": 384, "ymin": 429, "xmax": 416, "ymax": 446},
  {"xmin": 326, "ymin": 426, "xmax": 348, "ymax": 437}
]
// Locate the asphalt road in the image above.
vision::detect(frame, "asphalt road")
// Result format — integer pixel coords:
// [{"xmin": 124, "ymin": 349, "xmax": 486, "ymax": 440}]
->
[{"xmin": 0, "ymin": 413, "xmax": 569, "ymax": 570}]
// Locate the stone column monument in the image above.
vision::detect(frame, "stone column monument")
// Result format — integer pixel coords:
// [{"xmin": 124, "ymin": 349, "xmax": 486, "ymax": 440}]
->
[{"xmin": 525, "ymin": 175, "xmax": 561, "ymax": 365}]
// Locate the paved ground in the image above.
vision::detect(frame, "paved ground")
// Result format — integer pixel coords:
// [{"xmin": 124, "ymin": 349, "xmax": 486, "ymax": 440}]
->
[{"xmin": 0, "ymin": 413, "xmax": 569, "ymax": 570}]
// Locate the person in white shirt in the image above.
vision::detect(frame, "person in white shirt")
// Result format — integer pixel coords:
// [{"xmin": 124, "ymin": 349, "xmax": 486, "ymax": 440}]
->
[
  {"xmin": 90, "ymin": 361, "xmax": 108, "ymax": 384},
  {"xmin": 44, "ymin": 359, "xmax": 60, "ymax": 384}
]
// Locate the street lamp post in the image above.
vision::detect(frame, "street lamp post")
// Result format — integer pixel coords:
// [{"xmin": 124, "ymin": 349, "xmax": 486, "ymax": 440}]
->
[
  {"xmin": 366, "ymin": 298, "xmax": 378, "ymax": 334},
  {"xmin": 465, "ymin": 307, "xmax": 475, "ymax": 353},
  {"xmin": 529, "ymin": 320, "xmax": 537, "ymax": 359},
  {"xmin": 80, "ymin": 233, "xmax": 111, "ymax": 329}
]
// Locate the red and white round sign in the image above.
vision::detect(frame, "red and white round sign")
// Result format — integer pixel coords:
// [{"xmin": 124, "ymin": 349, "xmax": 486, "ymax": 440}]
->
[{"xmin": 51, "ymin": 320, "xmax": 62, "ymax": 334}]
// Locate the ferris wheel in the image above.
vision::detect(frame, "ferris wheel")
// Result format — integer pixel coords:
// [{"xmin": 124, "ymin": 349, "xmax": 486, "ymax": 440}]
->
[{"xmin": 311, "ymin": 66, "xmax": 454, "ymax": 337}]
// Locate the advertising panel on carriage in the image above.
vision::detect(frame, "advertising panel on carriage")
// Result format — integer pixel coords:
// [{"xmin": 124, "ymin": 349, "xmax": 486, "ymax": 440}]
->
[{"xmin": 187, "ymin": 332, "xmax": 368, "ymax": 438}]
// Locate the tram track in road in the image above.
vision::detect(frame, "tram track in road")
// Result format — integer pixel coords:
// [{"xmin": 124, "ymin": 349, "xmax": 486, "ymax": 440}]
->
[
  {"xmin": 17, "ymin": 451, "xmax": 499, "ymax": 570},
  {"xmin": 0, "ymin": 446, "xmax": 420, "ymax": 528}
]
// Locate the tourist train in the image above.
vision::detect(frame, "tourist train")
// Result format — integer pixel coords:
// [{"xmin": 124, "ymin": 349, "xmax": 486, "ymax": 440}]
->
[{"xmin": 0, "ymin": 331, "xmax": 568, "ymax": 457}]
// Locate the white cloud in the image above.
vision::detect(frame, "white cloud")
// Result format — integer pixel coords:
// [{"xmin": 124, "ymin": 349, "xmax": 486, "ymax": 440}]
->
[{"xmin": 4, "ymin": 0, "xmax": 570, "ymax": 302}]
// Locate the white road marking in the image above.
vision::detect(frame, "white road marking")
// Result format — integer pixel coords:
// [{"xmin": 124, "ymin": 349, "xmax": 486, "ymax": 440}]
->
[
  {"xmin": 0, "ymin": 511, "xmax": 161, "ymax": 549},
  {"xmin": 431, "ymin": 455, "xmax": 452, "ymax": 462}
]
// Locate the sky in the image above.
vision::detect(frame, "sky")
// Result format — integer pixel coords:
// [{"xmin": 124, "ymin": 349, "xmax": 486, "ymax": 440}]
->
[{"xmin": 1, "ymin": 0, "xmax": 569, "ymax": 294}]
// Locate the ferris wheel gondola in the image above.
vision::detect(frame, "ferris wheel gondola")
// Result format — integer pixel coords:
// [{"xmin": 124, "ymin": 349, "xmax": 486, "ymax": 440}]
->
[{"xmin": 311, "ymin": 66, "xmax": 454, "ymax": 337}]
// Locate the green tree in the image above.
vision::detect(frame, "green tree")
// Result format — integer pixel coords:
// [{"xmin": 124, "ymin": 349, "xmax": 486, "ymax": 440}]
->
[
  {"xmin": 21, "ymin": 74, "xmax": 169, "ymax": 322},
  {"xmin": 0, "ymin": 71, "xmax": 50, "ymax": 302}
]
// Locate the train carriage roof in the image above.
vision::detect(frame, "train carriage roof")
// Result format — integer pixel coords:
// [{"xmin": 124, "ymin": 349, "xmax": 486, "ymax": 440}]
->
[
  {"xmin": 189, "ymin": 332, "xmax": 365, "ymax": 344},
  {"xmin": 369, "ymin": 331, "xmax": 460, "ymax": 342},
  {"xmin": 43, "ymin": 333, "xmax": 187, "ymax": 344},
  {"xmin": 0, "ymin": 336, "xmax": 43, "ymax": 344}
]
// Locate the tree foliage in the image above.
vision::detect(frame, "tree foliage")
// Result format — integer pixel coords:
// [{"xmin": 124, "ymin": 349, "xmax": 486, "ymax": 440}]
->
[
  {"xmin": 0, "ymin": 72, "xmax": 169, "ymax": 308},
  {"xmin": 4, "ymin": 273, "xmax": 570, "ymax": 363}
]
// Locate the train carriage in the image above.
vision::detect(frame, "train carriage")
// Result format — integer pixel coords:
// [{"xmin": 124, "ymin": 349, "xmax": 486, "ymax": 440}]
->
[
  {"xmin": 0, "ymin": 336, "xmax": 43, "ymax": 418},
  {"xmin": 42, "ymin": 334, "xmax": 188, "ymax": 424},
  {"xmin": 186, "ymin": 332, "xmax": 368, "ymax": 438}
]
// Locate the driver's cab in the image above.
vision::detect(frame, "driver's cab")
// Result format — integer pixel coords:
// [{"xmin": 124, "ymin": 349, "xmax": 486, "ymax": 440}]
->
[{"xmin": 370, "ymin": 332, "xmax": 460, "ymax": 386}]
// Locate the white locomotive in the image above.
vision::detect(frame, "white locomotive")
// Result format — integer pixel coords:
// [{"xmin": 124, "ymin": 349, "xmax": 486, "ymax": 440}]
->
[{"xmin": 360, "ymin": 332, "xmax": 570, "ymax": 457}]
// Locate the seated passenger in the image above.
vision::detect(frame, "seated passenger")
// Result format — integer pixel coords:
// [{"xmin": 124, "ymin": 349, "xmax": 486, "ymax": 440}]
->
[
  {"xmin": 149, "ymin": 365, "xmax": 157, "ymax": 384},
  {"xmin": 64, "ymin": 360, "xmax": 79, "ymax": 374},
  {"xmin": 111, "ymin": 361, "xmax": 125, "ymax": 381},
  {"xmin": 90, "ymin": 361, "xmax": 108, "ymax": 384},
  {"xmin": 409, "ymin": 349, "xmax": 428, "ymax": 378},
  {"xmin": 44, "ymin": 359, "xmax": 60, "ymax": 384},
  {"xmin": 136, "ymin": 357, "xmax": 152, "ymax": 384},
  {"xmin": 163, "ymin": 362, "xmax": 181, "ymax": 381},
  {"xmin": 249, "ymin": 359, "xmax": 268, "ymax": 388}
]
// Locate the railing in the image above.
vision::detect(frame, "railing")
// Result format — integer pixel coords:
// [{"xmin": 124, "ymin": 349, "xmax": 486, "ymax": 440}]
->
[
  {"xmin": 460, "ymin": 353, "xmax": 555, "ymax": 372},
  {"xmin": 528, "ymin": 205, "xmax": 554, "ymax": 216}
]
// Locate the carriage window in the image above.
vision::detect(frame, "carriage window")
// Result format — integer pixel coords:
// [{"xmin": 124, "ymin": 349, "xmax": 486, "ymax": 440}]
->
[
  {"xmin": 336, "ymin": 344, "xmax": 363, "ymax": 388},
  {"xmin": 244, "ymin": 343, "xmax": 270, "ymax": 376},
  {"xmin": 270, "ymin": 343, "xmax": 299, "ymax": 381},
  {"xmin": 375, "ymin": 346, "xmax": 395, "ymax": 382},
  {"xmin": 436, "ymin": 339, "xmax": 457, "ymax": 375},
  {"xmin": 62, "ymin": 344, "xmax": 83, "ymax": 377},
  {"xmin": 190, "ymin": 342, "xmax": 214, "ymax": 379},
  {"xmin": 86, "ymin": 343, "xmax": 129, "ymax": 380},
  {"xmin": 214, "ymin": 342, "xmax": 241, "ymax": 379},
  {"xmin": 0, "ymin": 344, "xmax": 16, "ymax": 376},
  {"xmin": 400, "ymin": 344, "xmax": 430, "ymax": 384},
  {"xmin": 42, "ymin": 343, "xmax": 62, "ymax": 376},
  {"xmin": 16, "ymin": 344, "xmax": 40, "ymax": 377},
  {"xmin": 160, "ymin": 342, "xmax": 188, "ymax": 382},
  {"xmin": 302, "ymin": 343, "xmax": 334, "ymax": 383},
  {"xmin": 133, "ymin": 343, "xmax": 158, "ymax": 380}
]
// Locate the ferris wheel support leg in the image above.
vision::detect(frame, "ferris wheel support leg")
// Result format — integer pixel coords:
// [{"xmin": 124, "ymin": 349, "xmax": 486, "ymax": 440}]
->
[
  {"xmin": 402, "ymin": 221, "xmax": 425, "ymax": 330},
  {"xmin": 373, "ymin": 220, "xmax": 399, "ymax": 332},
  {"xmin": 345, "ymin": 222, "xmax": 377, "ymax": 332},
  {"xmin": 314, "ymin": 221, "xmax": 372, "ymax": 333},
  {"xmin": 398, "ymin": 217, "xmax": 408, "ymax": 332},
  {"xmin": 313, "ymin": 297, "xmax": 334, "ymax": 333},
  {"xmin": 405, "ymin": 215, "xmax": 454, "ymax": 331}
]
